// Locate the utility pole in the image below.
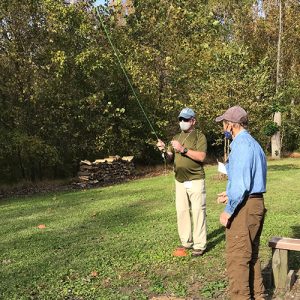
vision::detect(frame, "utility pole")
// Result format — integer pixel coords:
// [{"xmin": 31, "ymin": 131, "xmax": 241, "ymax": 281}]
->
[{"xmin": 271, "ymin": 0, "xmax": 283, "ymax": 159}]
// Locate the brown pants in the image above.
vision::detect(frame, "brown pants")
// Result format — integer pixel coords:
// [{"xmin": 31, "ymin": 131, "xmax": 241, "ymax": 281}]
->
[{"xmin": 226, "ymin": 196, "xmax": 266, "ymax": 300}]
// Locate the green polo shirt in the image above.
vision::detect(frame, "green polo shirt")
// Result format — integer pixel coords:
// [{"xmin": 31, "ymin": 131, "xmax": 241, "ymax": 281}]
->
[{"xmin": 168, "ymin": 129, "xmax": 207, "ymax": 183}]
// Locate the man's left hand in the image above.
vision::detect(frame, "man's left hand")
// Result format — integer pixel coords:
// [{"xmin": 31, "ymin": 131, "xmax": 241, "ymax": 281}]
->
[
  {"xmin": 171, "ymin": 140, "xmax": 184, "ymax": 153},
  {"xmin": 220, "ymin": 211, "xmax": 231, "ymax": 227}
]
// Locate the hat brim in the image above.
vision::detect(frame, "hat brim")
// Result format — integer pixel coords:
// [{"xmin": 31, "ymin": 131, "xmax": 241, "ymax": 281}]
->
[
  {"xmin": 178, "ymin": 113, "xmax": 194, "ymax": 119},
  {"xmin": 215, "ymin": 115, "xmax": 224, "ymax": 122}
]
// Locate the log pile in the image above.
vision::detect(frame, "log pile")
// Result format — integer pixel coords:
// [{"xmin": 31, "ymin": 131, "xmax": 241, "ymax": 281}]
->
[{"xmin": 75, "ymin": 156, "xmax": 134, "ymax": 187}]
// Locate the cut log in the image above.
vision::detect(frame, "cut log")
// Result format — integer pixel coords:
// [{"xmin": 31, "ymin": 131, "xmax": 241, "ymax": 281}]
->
[
  {"xmin": 76, "ymin": 155, "xmax": 134, "ymax": 186},
  {"xmin": 80, "ymin": 160, "xmax": 92, "ymax": 166},
  {"xmin": 78, "ymin": 176, "xmax": 90, "ymax": 181},
  {"xmin": 122, "ymin": 156, "xmax": 134, "ymax": 162}
]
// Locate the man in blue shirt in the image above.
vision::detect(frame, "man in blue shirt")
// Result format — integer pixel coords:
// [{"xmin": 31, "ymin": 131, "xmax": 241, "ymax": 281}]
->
[{"xmin": 216, "ymin": 106, "xmax": 267, "ymax": 300}]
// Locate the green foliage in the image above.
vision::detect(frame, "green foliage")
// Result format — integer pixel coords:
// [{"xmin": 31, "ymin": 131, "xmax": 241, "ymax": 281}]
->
[
  {"xmin": 271, "ymin": 99, "xmax": 287, "ymax": 113},
  {"xmin": 200, "ymin": 280, "xmax": 227, "ymax": 298},
  {"xmin": 1, "ymin": 1, "xmax": 300, "ymax": 182},
  {"xmin": 0, "ymin": 0, "xmax": 110, "ymax": 181},
  {"xmin": 281, "ymin": 103, "xmax": 300, "ymax": 152},
  {"xmin": 263, "ymin": 121, "xmax": 280, "ymax": 137}
]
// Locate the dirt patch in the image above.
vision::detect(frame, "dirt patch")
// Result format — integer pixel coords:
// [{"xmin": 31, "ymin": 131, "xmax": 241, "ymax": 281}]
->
[
  {"xmin": 271, "ymin": 270, "xmax": 300, "ymax": 299},
  {"xmin": 289, "ymin": 152, "xmax": 300, "ymax": 158},
  {"xmin": 150, "ymin": 297, "xmax": 189, "ymax": 300}
]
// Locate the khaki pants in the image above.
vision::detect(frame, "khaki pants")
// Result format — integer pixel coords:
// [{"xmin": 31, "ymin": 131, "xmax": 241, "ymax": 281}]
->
[
  {"xmin": 175, "ymin": 179, "xmax": 206, "ymax": 250},
  {"xmin": 226, "ymin": 196, "xmax": 266, "ymax": 300}
]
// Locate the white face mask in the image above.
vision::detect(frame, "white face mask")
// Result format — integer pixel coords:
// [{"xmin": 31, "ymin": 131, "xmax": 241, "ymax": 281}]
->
[{"xmin": 179, "ymin": 121, "xmax": 191, "ymax": 131}]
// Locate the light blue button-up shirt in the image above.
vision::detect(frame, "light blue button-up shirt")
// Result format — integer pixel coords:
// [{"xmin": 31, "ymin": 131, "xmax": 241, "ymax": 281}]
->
[{"xmin": 225, "ymin": 130, "xmax": 267, "ymax": 215}]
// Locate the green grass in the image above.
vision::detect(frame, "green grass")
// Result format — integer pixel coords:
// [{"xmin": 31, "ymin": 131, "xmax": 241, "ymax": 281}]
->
[{"xmin": 0, "ymin": 158, "xmax": 300, "ymax": 300}]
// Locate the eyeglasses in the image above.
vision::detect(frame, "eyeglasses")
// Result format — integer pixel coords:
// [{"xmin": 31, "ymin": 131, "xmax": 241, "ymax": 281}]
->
[{"xmin": 179, "ymin": 117, "xmax": 191, "ymax": 122}]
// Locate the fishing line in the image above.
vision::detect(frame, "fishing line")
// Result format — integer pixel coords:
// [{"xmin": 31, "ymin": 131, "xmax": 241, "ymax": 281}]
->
[
  {"xmin": 95, "ymin": 5, "xmax": 171, "ymax": 194},
  {"xmin": 94, "ymin": 6, "xmax": 159, "ymax": 141}
]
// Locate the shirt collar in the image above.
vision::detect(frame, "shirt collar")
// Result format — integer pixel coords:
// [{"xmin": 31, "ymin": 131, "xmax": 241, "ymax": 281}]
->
[
  {"xmin": 234, "ymin": 129, "xmax": 246, "ymax": 138},
  {"xmin": 230, "ymin": 129, "xmax": 247, "ymax": 148}
]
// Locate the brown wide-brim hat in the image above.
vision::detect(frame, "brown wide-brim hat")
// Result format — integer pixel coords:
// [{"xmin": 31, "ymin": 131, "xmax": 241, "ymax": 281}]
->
[{"xmin": 215, "ymin": 105, "xmax": 248, "ymax": 123}]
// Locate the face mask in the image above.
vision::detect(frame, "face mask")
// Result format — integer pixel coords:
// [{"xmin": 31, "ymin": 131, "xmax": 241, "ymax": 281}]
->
[
  {"xmin": 224, "ymin": 130, "xmax": 232, "ymax": 140},
  {"xmin": 180, "ymin": 121, "xmax": 191, "ymax": 131}
]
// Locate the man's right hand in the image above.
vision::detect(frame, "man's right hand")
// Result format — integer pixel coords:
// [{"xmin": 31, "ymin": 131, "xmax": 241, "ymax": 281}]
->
[
  {"xmin": 220, "ymin": 211, "xmax": 231, "ymax": 227},
  {"xmin": 156, "ymin": 139, "xmax": 166, "ymax": 152}
]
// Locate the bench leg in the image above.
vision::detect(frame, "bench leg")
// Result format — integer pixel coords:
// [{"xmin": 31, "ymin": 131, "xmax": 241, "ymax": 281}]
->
[
  {"xmin": 272, "ymin": 248, "xmax": 288, "ymax": 290},
  {"xmin": 286, "ymin": 270, "xmax": 297, "ymax": 291}
]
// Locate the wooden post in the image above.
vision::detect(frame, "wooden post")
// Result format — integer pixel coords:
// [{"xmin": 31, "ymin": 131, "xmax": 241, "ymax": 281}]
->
[
  {"xmin": 269, "ymin": 237, "xmax": 300, "ymax": 291},
  {"xmin": 272, "ymin": 248, "xmax": 288, "ymax": 290},
  {"xmin": 286, "ymin": 270, "xmax": 296, "ymax": 291},
  {"xmin": 271, "ymin": 0, "xmax": 283, "ymax": 159}
]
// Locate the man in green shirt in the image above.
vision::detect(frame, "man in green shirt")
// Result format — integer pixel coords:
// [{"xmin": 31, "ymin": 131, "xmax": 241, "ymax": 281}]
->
[{"xmin": 157, "ymin": 108, "xmax": 207, "ymax": 256}]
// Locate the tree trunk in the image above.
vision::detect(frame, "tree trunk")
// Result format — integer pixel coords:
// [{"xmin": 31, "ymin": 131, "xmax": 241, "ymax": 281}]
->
[
  {"xmin": 271, "ymin": 112, "xmax": 281, "ymax": 158},
  {"xmin": 271, "ymin": 0, "xmax": 283, "ymax": 159}
]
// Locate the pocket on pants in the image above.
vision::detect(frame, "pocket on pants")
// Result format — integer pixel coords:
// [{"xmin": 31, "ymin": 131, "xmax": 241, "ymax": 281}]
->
[
  {"xmin": 248, "ymin": 202, "xmax": 265, "ymax": 229},
  {"xmin": 226, "ymin": 230, "xmax": 251, "ymax": 257}
]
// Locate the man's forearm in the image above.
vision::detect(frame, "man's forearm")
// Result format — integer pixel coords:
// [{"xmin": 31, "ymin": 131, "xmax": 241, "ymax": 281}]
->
[{"xmin": 184, "ymin": 149, "xmax": 206, "ymax": 162}]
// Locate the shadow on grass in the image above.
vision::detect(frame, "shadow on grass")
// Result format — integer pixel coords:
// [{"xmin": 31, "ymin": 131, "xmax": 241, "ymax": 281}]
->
[
  {"xmin": 291, "ymin": 225, "xmax": 300, "ymax": 275},
  {"xmin": 267, "ymin": 164, "xmax": 300, "ymax": 171},
  {"xmin": 206, "ymin": 226, "xmax": 225, "ymax": 252},
  {"xmin": 291, "ymin": 225, "xmax": 300, "ymax": 239},
  {"xmin": 1, "ymin": 195, "xmax": 170, "ymax": 256},
  {"xmin": 262, "ymin": 259, "xmax": 275, "ymax": 300}
]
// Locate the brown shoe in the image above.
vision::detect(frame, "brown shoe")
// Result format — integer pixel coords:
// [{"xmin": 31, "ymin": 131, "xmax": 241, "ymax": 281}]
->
[
  {"xmin": 178, "ymin": 245, "xmax": 193, "ymax": 250},
  {"xmin": 191, "ymin": 249, "xmax": 205, "ymax": 257}
]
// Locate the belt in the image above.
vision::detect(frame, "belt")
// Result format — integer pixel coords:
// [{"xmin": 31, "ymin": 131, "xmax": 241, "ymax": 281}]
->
[{"xmin": 248, "ymin": 193, "xmax": 263, "ymax": 199}]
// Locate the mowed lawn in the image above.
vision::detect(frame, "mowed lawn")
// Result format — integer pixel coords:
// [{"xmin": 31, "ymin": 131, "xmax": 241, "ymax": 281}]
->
[{"xmin": 0, "ymin": 158, "xmax": 299, "ymax": 299}]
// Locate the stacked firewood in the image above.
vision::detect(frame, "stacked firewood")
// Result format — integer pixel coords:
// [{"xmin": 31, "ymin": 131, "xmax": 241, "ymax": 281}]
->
[{"xmin": 75, "ymin": 156, "xmax": 134, "ymax": 187}]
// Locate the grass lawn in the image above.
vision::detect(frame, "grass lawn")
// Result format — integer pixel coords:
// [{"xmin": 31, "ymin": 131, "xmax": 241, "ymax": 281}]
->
[{"xmin": 0, "ymin": 158, "xmax": 299, "ymax": 299}]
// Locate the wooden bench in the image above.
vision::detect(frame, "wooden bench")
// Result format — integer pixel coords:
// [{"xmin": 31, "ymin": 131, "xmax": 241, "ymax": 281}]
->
[{"xmin": 268, "ymin": 237, "xmax": 300, "ymax": 290}]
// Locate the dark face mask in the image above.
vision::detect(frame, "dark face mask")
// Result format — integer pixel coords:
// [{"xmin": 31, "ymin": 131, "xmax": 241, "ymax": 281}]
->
[{"xmin": 224, "ymin": 130, "xmax": 232, "ymax": 139}]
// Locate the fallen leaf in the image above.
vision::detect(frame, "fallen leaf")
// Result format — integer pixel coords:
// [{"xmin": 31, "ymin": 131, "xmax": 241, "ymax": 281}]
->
[
  {"xmin": 172, "ymin": 248, "xmax": 188, "ymax": 257},
  {"xmin": 90, "ymin": 271, "xmax": 98, "ymax": 277},
  {"xmin": 2, "ymin": 259, "xmax": 12, "ymax": 265}
]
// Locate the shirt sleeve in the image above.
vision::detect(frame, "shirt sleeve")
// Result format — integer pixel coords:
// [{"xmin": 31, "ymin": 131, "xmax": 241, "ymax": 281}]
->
[
  {"xmin": 224, "ymin": 140, "xmax": 253, "ymax": 215},
  {"xmin": 196, "ymin": 132, "xmax": 207, "ymax": 153}
]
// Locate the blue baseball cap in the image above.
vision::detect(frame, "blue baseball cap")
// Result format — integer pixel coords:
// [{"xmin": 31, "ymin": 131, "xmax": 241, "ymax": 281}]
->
[{"xmin": 178, "ymin": 107, "xmax": 195, "ymax": 119}]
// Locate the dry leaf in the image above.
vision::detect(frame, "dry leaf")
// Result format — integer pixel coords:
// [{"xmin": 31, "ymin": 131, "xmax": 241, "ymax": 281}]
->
[{"xmin": 90, "ymin": 271, "xmax": 98, "ymax": 277}]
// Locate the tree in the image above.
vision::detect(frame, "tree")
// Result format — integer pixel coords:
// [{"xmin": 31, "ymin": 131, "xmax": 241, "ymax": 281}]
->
[{"xmin": 1, "ymin": 0, "xmax": 300, "ymax": 183}]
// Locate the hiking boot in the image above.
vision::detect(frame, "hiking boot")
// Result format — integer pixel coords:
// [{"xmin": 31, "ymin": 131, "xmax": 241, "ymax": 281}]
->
[
  {"xmin": 191, "ymin": 249, "xmax": 205, "ymax": 257},
  {"xmin": 178, "ymin": 245, "xmax": 193, "ymax": 250}
]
